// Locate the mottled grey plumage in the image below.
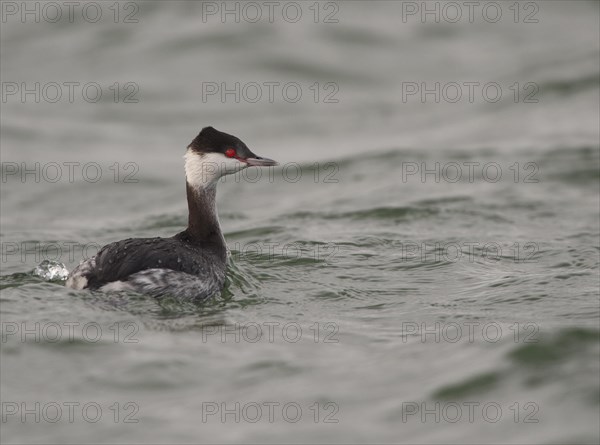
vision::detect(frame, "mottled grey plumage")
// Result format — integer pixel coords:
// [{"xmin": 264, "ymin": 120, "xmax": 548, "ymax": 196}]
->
[{"xmin": 67, "ymin": 232, "xmax": 227, "ymax": 300}]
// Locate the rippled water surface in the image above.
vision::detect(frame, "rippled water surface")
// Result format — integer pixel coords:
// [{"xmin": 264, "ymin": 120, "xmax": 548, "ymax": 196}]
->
[{"xmin": 1, "ymin": 1, "xmax": 599, "ymax": 443}]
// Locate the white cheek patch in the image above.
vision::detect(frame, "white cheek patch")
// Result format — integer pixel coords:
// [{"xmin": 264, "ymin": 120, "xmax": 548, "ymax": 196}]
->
[{"xmin": 184, "ymin": 150, "xmax": 247, "ymax": 188}]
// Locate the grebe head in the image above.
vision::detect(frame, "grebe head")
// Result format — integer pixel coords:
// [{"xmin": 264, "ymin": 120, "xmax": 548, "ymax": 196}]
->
[{"xmin": 184, "ymin": 126, "xmax": 277, "ymax": 188}]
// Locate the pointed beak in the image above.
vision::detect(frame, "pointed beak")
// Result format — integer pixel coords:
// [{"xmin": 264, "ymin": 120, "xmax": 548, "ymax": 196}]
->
[{"xmin": 244, "ymin": 156, "xmax": 278, "ymax": 167}]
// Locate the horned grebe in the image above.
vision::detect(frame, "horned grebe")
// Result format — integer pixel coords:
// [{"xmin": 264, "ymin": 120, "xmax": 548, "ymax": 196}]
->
[{"xmin": 66, "ymin": 127, "xmax": 277, "ymax": 300}]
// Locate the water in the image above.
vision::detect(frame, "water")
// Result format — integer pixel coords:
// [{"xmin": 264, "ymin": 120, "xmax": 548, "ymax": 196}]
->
[{"xmin": 1, "ymin": 1, "xmax": 599, "ymax": 443}]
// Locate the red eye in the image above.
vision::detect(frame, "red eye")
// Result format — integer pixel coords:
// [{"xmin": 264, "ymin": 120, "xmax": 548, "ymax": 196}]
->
[{"xmin": 225, "ymin": 148, "xmax": 236, "ymax": 158}]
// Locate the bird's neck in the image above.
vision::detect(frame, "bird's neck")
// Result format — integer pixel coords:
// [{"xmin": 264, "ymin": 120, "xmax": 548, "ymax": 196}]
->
[{"xmin": 184, "ymin": 181, "xmax": 224, "ymax": 244}]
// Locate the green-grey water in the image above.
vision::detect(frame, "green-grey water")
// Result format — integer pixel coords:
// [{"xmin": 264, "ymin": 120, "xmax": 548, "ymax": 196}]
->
[{"xmin": 1, "ymin": 1, "xmax": 599, "ymax": 443}]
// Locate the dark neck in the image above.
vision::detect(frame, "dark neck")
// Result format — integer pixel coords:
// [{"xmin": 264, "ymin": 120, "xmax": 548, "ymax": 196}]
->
[{"xmin": 183, "ymin": 182, "xmax": 223, "ymax": 243}]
